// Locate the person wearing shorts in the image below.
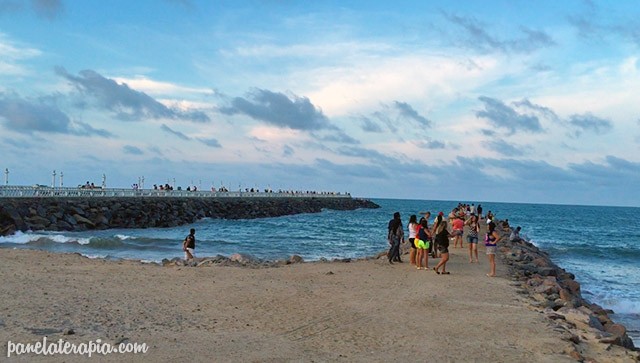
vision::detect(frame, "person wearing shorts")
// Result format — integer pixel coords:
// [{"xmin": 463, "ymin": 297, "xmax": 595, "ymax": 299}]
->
[
  {"xmin": 415, "ymin": 219, "xmax": 430, "ymax": 270},
  {"xmin": 465, "ymin": 214, "xmax": 480, "ymax": 263},
  {"xmin": 183, "ymin": 228, "xmax": 196, "ymax": 260},
  {"xmin": 485, "ymin": 222, "xmax": 501, "ymax": 277},
  {"xmin": 407, "ymin": 215, "xmax": 418, "ymax": 266},
  {"xmin": 451, "ymin": 216, "xmax": 464, "ymax": 248},
  {"xmin": 433, "ymin": 220, "xmax": 451, "ymax": 275}
]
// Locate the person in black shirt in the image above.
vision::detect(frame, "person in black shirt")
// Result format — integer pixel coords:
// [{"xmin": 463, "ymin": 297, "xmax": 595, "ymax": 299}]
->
[
  {"xmin": 433, "ymin": 221, "xmax": 451, "ymax": 274},
  {"xmin": 182, "ymin": 228, "xmax": 196, "ymax": 260},
  {"xmin": 387, "ymin": 212, "xmax": 404, "ymax": 264}
]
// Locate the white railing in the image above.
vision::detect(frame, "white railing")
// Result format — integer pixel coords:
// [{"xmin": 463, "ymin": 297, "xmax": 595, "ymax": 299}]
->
[{"xmin": 0, "ymin": 185, "xmax": 350, "ymax": 199}]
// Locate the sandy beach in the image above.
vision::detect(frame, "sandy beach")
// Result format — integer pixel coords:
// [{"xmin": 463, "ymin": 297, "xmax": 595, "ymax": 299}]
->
[{"xmin": 1, "ymin": 245, "xmax": 637, "ymax": 362}]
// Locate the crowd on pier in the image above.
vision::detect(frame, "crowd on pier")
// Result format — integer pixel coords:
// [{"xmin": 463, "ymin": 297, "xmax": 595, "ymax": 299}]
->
[
  {"xmin": 149, "ymin": 183, "xmax": 348, "ymax": 196},
  {"xmin": 387, "ymin": 203, "xmax": 522, "ymax": 278}
]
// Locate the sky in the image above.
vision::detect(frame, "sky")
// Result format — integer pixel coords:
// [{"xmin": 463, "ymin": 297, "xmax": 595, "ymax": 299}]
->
[{"xmin": 1, "ymin": 0, "xmax": 639, "ymax": 207}]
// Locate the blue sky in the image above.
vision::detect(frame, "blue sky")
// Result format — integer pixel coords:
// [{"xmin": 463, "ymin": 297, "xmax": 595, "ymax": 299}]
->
[{"xmin": 1, "ymin": 0, "xmax": 639, "ymax": 206}]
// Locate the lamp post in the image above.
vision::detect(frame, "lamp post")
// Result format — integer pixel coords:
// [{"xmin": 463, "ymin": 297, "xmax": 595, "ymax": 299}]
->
[
  {"xmin": 102, "ymin": 174, "xmax": 106, "ymax": 189},
  {"xmin": 141, "ymin": 176, "xmax": 145, "ymax": 190},
  {"xmin": 60, "ymin": 171, "xmax": 64, "ymax": 187},
  {"xmin": 52, "ymin": 170, "xmax": 56, "ymax": 188},
  {"xmin": 4, "ymin": 168, "xmax": 8, "ymax": 185}
]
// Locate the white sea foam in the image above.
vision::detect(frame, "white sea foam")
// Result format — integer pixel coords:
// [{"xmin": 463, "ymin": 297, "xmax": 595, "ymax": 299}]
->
[
  {"xmin": 81, "ymin": 253, "xmax": 109, "ymax": 259},
  {"xmin": 0, "ymin": 231, "xmax": 92, "ymax": 245},
  {"xmin": 607, "ymin": 300, "xmax": 640, "ymax": 316},
  {"xmin": 115, "ymin": 234, "xmax": 135, "ymax": 240},
  {"xmin": 0, "ymin": 231, "xmax": 34, "ymax": 244},
  {"xmin": 48, "ymin": 234, "xmax": 91, "ymax": 245}
]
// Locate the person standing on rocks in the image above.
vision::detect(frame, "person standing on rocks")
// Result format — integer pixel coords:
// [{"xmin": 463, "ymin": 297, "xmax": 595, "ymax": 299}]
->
[
  {"xmin": 509, "ymin": 226, "xmax": 522, "ymax": 242},
  {"xmin": 183, "ymin": 228, "xmax": 196, "ymax": 260},
  {"xmin": 387, "ymin": 212, "xmax": 404, "ymax": 264}
]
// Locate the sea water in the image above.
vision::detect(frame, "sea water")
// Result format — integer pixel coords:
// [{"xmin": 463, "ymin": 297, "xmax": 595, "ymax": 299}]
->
[{"xmin": 1, "ymin": 198, "xmax": 638, "ymax": 345}]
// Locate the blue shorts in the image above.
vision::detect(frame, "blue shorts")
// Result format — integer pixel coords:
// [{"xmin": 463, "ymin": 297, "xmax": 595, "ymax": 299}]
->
[{"xmin": 467, "ymin": 235, "xmax": 478, "ymax": 244}]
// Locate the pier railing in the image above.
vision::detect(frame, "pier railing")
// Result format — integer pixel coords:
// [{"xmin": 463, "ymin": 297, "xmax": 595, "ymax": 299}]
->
[{"xmin": 0, "ymin": 185, "xmax": 349, "ymax": 199}]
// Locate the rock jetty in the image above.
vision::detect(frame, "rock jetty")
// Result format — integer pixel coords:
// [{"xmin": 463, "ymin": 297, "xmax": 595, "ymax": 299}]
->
[
  {"xmin": 495, "ymin": 222, "xmax": 638, "ymax": 360},
  {"xmin": 0, "ymin": 197, "xmax": 379, "ymax": 236}
]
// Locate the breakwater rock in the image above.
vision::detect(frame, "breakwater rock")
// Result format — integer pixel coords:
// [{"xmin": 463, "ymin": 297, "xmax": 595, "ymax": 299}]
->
[
  {"xmin": 496, "ymin": 223, "xmax": 638, "ymax": 360},
  {"xmin": 0, "ymin": 197, "xmax": 379, "ymax": 236}
]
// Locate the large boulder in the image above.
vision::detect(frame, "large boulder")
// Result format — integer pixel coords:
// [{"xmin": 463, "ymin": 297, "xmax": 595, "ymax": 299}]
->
[
  {"xmin": 229, "ymin": 253, "xmax": 258, "ymax": 265},
  {"xmin": 603, "ymin": 323, "xmax": 635, "ymax": 350},
  {"xmin": 288, "ymin": 255, "xmax": 304, "ymax": 264}
]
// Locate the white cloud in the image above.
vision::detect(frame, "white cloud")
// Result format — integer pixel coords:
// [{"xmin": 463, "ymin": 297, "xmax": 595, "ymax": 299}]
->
[
  {"xmin": 111, "ymin": 75, "xmax": 215, "ymax": 97},
  {"xmin": 249, "ymin": 126, "xmax": 304, "ymax": 143},
  {"xmin": 0, "ymin": 33, "xmax": 41, "ymax": 77}
]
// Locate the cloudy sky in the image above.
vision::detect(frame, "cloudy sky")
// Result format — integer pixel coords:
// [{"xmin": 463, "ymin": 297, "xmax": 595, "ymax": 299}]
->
[{"xmin": 1, "ymin": 0, "xmax": 639, "ymax": 206}]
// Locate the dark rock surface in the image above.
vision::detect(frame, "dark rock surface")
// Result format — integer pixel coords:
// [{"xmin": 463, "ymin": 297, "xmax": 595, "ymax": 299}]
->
[
  {"xmin": 496, "ymin": 221, "xmax": 636, "ymax": 351},
  {"xmin": 0, "ymin": 197, "xmax": 379, "ymax": 236}
]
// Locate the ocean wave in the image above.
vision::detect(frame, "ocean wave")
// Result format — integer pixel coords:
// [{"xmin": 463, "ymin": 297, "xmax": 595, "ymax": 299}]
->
[
  {"xmin": 84, "ymin": 238, "xmax": 126, "ymax": 248},
  {"xmin": 0, "ymin": 231, "xmax": 92, "ymax": 245},
  {"xmin": 81, "ymin": 253, "xmax": 109, "ymax": 259},
  {"xmin": 0, "ymin": 231, "xmax": 35, "ymax": 244},
  {"xmin": 604, "ymin": 300, "xmax": 640, "ymax": 316}
]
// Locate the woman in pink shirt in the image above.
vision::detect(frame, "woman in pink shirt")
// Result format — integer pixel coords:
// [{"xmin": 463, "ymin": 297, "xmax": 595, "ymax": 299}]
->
[{"xmin": 451, "ymin": 216, "xmax": 464, "ymax": 248}]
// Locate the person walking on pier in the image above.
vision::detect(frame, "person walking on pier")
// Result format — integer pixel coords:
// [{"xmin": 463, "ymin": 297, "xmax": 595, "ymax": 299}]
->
[
  {"xmin": 183, "ymin": 228, "xmax": 196, "ymax": 260},
  {"xmin": 485, "ymin": 222, "xmax": 501, "ymax": 277},
  {"xmin": 465, "ymin": 214, "xmax": 480, "ymax": 263},
  {"xmin": 433, "ymin": 220, "xmax": 451, "ymax": 275}
]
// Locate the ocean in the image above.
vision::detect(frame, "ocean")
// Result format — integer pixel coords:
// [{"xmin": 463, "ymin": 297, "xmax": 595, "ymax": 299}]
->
[{"xmin": 1, "ymin": 198, "xmax": 638, "ymax": 345}]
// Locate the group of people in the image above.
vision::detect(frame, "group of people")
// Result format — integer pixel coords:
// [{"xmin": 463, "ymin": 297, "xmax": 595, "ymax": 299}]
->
[
  {"xmin": 387, "ymin": 206, "xmax": 510, "ymax": 277},
  {"xmin": 80, "ymin": 181, "xmax": 97, "ymax": 189},
  {"xmin": 153, "ymin": 183, "xmax": 174, "ymax": 191}
]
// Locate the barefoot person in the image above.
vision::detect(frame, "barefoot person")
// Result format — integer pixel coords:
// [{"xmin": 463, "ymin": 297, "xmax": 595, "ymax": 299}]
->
[
  {"xmin": 387, "ymin": 212, "xmax": 404, "ymax": 264},
  {"xmin": 407, "ymin": 215, "xmax": 419, "ymax": 265},
  {"xmin": 451, "ymin": 215, "xmax": 464, "ymax": 248},
  {"xmin": 183, "ymin": 228, "xmax": 196, "ymax": 260},
  {"xmin": 431, "ymin": 212, "xmax": 444, "ymax": 258},
  {"xmin": 465, "ymin": 214, "xmax": 480, "ymax": 263},
  {"xmin": 415, "ymin": 219, "xmax": 430, "ymax": 270},
  {"xmin": 433, "ymin": 220, "xmax": 451, "ymax": 275},
  {"xmin": 485, "ymin": 222, "xmax": 501, "ymax": 277}
]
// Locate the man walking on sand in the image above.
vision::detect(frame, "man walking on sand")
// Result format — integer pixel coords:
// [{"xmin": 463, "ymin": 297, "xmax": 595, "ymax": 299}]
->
[{"xmin": 183, "ymin": 228, "xmax": 196, "ymax": 260}]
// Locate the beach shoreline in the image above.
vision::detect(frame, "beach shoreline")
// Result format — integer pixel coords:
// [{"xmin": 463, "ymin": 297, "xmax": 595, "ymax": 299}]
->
[{"xmin": 1, "ymin": 233, "xmax": 638, "ymax": 362}]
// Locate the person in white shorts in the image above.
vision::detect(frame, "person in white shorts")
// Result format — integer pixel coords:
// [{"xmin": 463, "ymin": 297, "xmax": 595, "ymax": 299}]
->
[{"xmin": 182, "ymin": 228, "xmax": 196, "ymax": 260}]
